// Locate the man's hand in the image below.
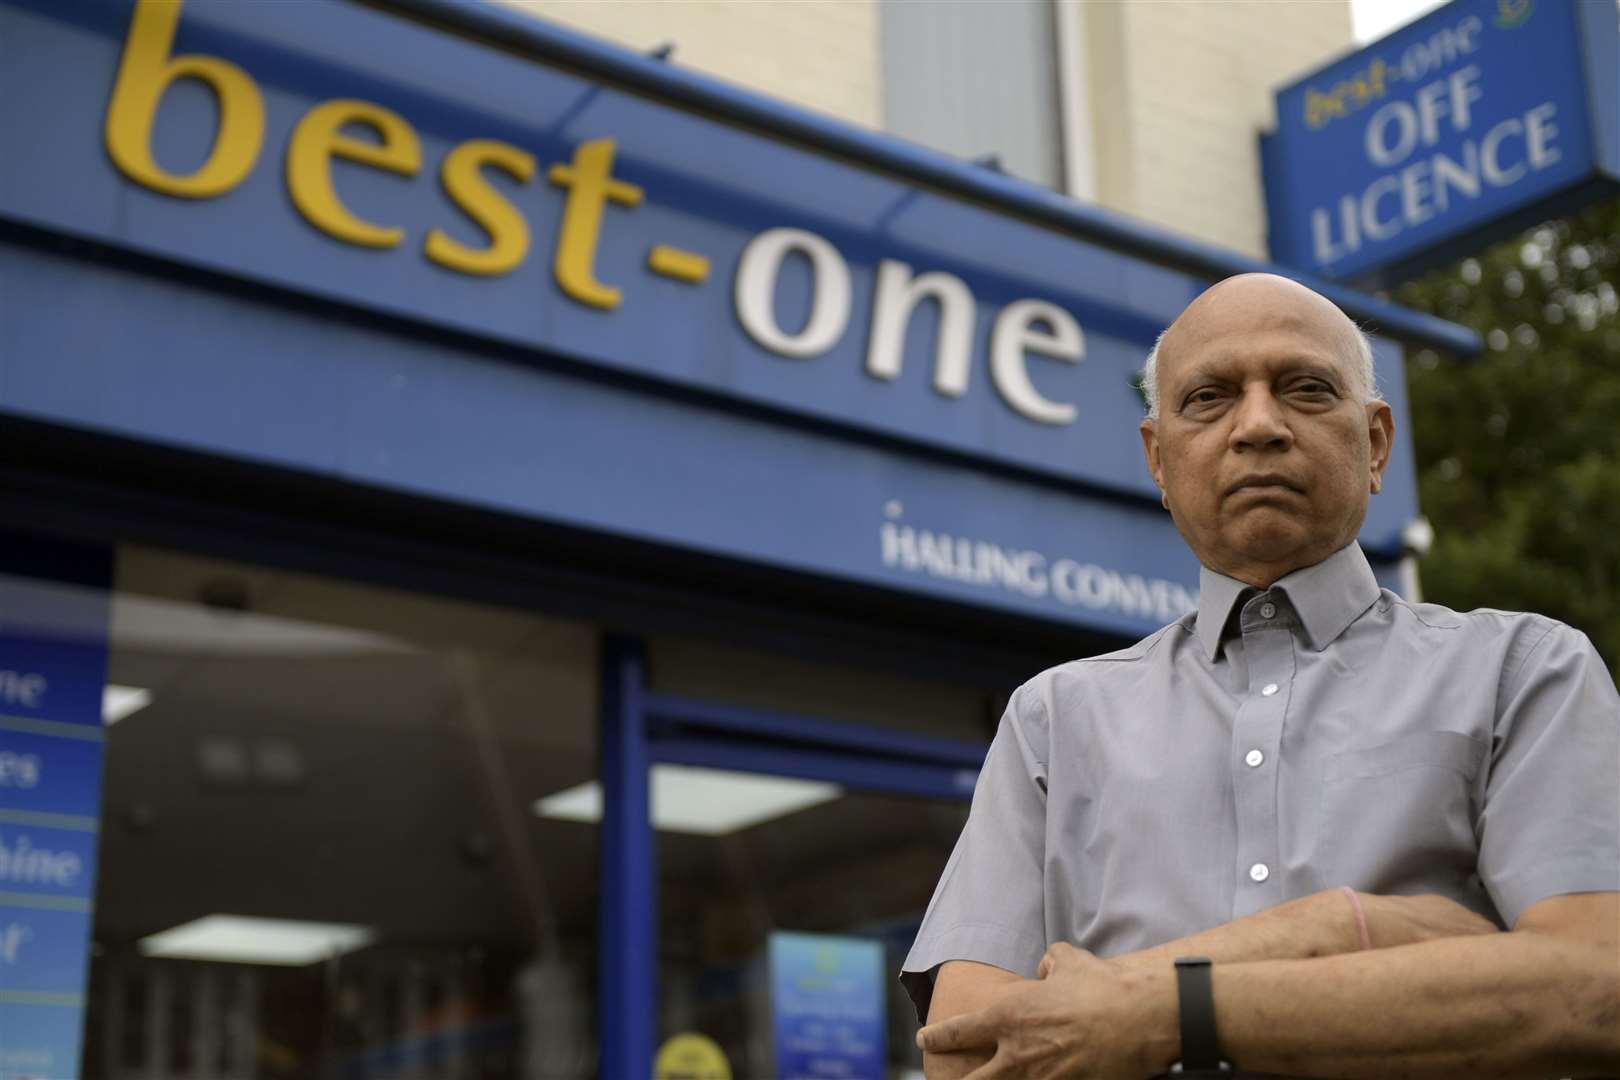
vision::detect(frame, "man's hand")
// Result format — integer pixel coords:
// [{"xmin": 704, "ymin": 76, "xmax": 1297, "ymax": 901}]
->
[
  {"xmin": 916, "ymin": 891, "xmax": 1501, "ymax": 1078},
  {"xmin": 917, "ymin": 944, "xmax": 1177, "ymax": 1079}
]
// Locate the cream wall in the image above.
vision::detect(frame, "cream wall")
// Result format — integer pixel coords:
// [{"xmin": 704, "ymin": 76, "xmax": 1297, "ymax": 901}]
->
[
  {"xmin": 490, "ymin": 0, "xmax": 1354, "ymax": 260},
  {"xmin": 1081, "ymin": 1, "xmax": 1355, "ymax": 258},
  {"xmin": 489, "ymin": 0, "xmax": 882, "ymax": 129}
]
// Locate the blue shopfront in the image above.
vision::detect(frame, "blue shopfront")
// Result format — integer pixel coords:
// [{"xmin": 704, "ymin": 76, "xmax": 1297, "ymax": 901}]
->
[{"xmin": 0, "ymin": 2, "xmax": 1474, "ymax": 1078}]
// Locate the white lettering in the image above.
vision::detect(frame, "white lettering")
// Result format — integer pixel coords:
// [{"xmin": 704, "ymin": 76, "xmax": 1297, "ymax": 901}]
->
[
  {"xmin": 1365, "ymin": 101, "xmax": 1418, "ymax": 167},
  {"xmin": 880, "ymin": 521, "xmax": 1192, "ymax": 616},
  {"xmin": 0, "ymin": 670, "xmax": 47, "ymax": 708},
  {"xmin": 734, "ymin": 227, "xmax": 851, "ymax": 358},
  {"xmin": 1310, "ymin": 207, "xmax": 1344, "ymax": 265},
  {"xmin": 0, "ymin": 752, "xmax": 41, "ymax": 789},
  {"xmin": 1448, "ymin": 65, "xmax": 1484, "ymax": 134},
  {"xmin": 1431, "ymin": 143, "xmax": 1481, "ymax": 210},
  {"xmin": 0, "ymin": 922, "xmax": 31, "ymax": 964},
  {"xmin": 1399, "ymin": 159, "xmax": 1434, "ymax": 227},
  {"xmin": 865, "ymin": 259, "xmax": 976, "ymax": 397},
  {"xmin": 1481, "ymin": 117, "xmax": 1527, "ymax": 186},
  {"xmin": 1414, "ymin": 79, "xmax": 1451, "ymax": 148},
  {"xmin": 0, "ymin": 831, "xmax": 83, "ymax": 889},
  {"xmin": 1524, "ymin": 102, "xmax": 1561, "ymax": 169},
  {"xmin": 990, "ymin": 299, "xmax": 1083, "ymax": 426},
  {"xmin": 1360, "ymin": 175, "xmax": 1403, "ymax": 241}
]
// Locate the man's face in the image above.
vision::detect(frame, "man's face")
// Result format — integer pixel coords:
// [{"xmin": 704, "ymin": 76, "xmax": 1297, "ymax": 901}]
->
[{"xmin": 1139, "ymin": 275, "xmax": 1395, "ymax": 587}]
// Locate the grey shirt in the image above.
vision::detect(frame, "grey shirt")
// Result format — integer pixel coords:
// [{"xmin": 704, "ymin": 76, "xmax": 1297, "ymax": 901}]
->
[{"xmin": 901, "ymin": 542, "xmax": 1620, "ymax": 1026}]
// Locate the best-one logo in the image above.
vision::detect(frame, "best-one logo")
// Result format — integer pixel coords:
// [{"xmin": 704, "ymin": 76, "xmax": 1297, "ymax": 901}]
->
[{"xmin": 104, "ymin": 0, "xmax": 1092, "ymax": 428}]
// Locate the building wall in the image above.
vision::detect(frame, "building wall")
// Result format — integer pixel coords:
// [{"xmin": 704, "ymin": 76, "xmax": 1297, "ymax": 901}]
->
[
  {"xmin": 1082, "ymin": 1, "xmax": 1356, "ymax": 257},
  {"xmin": 490, "ymin": 0, "xmax": 883, "ymax": 129},
  {"xmin": 493, "ymin": 0, "xmax": 1355, "ymax": 259}
]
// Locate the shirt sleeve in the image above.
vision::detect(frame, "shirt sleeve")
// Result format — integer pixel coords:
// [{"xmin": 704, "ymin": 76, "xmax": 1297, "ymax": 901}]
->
[
  {"xmin": 899, "ymin": 682, "xmax": 1049, "ymax": 1025},
  {"xmin": 1478, "ymin": 621, "xmax": 1620, "ymax": 927}
]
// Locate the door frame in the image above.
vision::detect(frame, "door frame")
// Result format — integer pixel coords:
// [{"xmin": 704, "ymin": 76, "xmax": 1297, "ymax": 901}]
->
[{"xmin": 597, "ymin": 635, "xmax": 987, "ymax": 1078}]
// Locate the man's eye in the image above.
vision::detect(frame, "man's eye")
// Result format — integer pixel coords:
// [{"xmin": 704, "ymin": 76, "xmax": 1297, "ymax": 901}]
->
[
  {"xmin": 1291, "ymin": 381, "xmax": 1336, "ymax": 397},
  {"xmin": 1185, "ymin": 389, "xmax": 1223, "ymax": 406}
]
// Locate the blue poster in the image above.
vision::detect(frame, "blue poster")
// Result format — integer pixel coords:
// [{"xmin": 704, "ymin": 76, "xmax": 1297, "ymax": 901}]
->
[
  {"xmin": 0, "ymin": 535, "xmax": 109, "ymax": 1080},
  {"xmin": 0, "ymin": 1001, "xmax": 89, "ymax": 1080},
  {"xmin": 769, "ymin": 932, "xmax": 886, "ymax": 1080}
]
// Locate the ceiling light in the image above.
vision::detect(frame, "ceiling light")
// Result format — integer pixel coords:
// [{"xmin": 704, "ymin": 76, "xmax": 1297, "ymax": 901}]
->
[
  {"xmin": 102, "ymin": 684, "xmax": 152, "ymax": 725},
  {"xmin": 533, "ymin": 764, "xmax": 842, "ymax": 836},
  {"xmin": 138, "ymin": 915, "xmax": 375, "ymax": 966}
]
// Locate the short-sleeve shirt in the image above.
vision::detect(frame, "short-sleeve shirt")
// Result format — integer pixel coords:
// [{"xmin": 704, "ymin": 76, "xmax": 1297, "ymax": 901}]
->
[{"xmin": 900, "ymin": 542, "xmax": 1620, "ymax": 1024}]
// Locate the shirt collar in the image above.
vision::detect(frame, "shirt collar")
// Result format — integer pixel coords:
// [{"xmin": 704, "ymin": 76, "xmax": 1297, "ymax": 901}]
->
[{"xmin": 1194, "ymin": 542, "xmax": 1382, "ymax": 661}]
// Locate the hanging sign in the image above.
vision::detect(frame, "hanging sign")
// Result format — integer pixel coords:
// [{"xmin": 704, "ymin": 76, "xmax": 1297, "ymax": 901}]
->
[{"xmin": 1263, "ymin": 0, "xmax": 1619, "ymax": 282}]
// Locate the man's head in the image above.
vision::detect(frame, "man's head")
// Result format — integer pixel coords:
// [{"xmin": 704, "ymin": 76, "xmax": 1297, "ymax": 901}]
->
[{"xmin": 1139, "ymin": 273, "xmax": 1395, "ymax": 588}]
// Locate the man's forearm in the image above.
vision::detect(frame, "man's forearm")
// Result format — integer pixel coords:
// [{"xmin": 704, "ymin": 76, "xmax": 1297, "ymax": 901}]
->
[
  {"xmin": 1202, "ymin": 930, "xmax": 1619, "ymax": 1078},
  {"xmin": 1114, "ymin": 889, "xmax": 1362, "ymax": 970}
]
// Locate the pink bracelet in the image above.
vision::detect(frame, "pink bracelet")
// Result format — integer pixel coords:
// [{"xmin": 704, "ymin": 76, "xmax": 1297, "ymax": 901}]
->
[{"xmin": 1341, "ymin": 886, "xmax": 1372, "ymax": 950}]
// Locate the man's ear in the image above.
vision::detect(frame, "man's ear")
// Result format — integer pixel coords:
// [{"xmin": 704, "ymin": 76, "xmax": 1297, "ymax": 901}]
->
[
  {"xmin": 1366, "ymin": 401, "xmax": 1395, "ymax": 494},
  {"xmin": 1140, "ymin": 419, "xmax": 1169, "ymax": 508}
]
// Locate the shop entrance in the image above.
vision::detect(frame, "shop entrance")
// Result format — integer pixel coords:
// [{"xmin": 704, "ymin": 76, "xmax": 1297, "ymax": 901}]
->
[{"xmin": 595, "ymin": 640, "xmax": 986, "ymax": 1079}]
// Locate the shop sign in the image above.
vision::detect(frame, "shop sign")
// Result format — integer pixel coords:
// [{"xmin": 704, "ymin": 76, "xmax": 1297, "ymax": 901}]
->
[
  {"xmin": 0, "ymin": 0, "xmax": 1423, "ymax": 633},
  {"xmin": 768, "ymin": 932, "xmax": 885, "ymax": 1080},
  {"xmin": 2, "ymin": 0, "xmax": 1205, "ymax": 504},
  {"xmin": 0, "ymin": 542, "xmax": 110, "ymax": 1080},
  {"xmin": 1263, "ymin": 0, "xmax": 1620, "ymax": 282}
]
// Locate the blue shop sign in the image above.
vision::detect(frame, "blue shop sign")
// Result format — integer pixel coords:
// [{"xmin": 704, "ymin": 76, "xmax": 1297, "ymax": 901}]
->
[
  {"xmin": 1263, "ymin": 0, "xmax": 1620, "ymax": 282},
  {"xmin": 0, "ymin": 0, "xmax": 1427, "ymax": 635}
]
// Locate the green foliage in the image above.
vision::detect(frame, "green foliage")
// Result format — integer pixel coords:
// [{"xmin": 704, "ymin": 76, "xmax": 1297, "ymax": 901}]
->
[{"xmin": 1394, "ymin": 195, "xmax": 1620, "ymax": 674}]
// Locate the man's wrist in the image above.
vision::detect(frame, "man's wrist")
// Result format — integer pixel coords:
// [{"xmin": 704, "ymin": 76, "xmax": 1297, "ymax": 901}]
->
[{"xmin": 1136, "ymin": 961, "xmax": 1183, "ymax": 1076}]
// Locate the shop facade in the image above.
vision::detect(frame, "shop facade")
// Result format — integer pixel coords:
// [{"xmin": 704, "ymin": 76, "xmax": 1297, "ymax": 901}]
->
[{"xmin": 0, "ymin": 1, "xmax": 1475, "ymax": 1077}]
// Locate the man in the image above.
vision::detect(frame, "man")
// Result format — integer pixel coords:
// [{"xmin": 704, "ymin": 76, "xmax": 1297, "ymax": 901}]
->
[{"xmin": 900, "ymin": 274, "xmax": 1620, "ymax": 1079}]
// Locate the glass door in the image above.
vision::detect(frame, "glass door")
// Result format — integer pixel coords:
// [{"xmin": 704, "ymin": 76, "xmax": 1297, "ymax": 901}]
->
[{"xmin": 588, "ymin": 638, "xmax": 989, "ymax": 1080}]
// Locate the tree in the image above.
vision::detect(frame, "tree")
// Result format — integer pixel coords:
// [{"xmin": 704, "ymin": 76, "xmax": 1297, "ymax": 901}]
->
[{"xmin": 1394, "ymin": 195, "xmax": 1620, "ymax": 676}]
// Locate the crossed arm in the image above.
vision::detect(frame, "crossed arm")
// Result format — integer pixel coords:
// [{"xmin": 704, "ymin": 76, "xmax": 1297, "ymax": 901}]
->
[{"xmin": 920, "ymin": 889, "xmax": 1620, "ymax": 1079}]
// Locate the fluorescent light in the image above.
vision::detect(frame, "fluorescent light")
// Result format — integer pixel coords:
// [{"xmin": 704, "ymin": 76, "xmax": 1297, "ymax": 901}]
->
[
  {"xmin": 102, "ymin": 684, "xmax": 152, "ymax": 725},
  {"xmin": 534, "ymin": 764, "xmax": 842, "ymax": 836},
  {"xmin": 139, "ymin": 915, "xmax": 375, "ymax": 966}
]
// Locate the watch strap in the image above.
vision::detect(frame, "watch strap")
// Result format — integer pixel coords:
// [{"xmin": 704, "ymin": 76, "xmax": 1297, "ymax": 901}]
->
[{"xmin": 1173, "ymin": 956, "xmax": 1226, "ymax": 1073}]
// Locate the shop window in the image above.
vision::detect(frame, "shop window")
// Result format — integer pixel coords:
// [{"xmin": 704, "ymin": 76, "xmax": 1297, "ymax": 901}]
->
[{"xmin": 82, "ymin": 545, "xmax": 600, "ymax": 1080}]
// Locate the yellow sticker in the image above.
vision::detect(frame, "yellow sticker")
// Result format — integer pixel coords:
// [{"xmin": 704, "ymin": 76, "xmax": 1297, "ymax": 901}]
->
[{"xmin": 654, "ymin": 1032, "xmax": 732, "ymax": 1080}]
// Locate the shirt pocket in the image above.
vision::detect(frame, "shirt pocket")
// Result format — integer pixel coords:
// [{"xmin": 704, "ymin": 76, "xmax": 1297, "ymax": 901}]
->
[{"xmin": 1318, "ymin": 731, "xmax": 1487, "ymax": 894}]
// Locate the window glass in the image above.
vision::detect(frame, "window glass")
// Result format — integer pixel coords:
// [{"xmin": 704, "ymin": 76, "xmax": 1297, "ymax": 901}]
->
[
  {"xmin": 880, "ymin": 0, "xmax": 1064, "ymax": 188},
  {"xmin": 84, "ymin": 545, "xmax": 599, "ymax": 1080},
  {"xmin": 656, "ymin": 779, "xmax": 968, "ymax": 1078}
]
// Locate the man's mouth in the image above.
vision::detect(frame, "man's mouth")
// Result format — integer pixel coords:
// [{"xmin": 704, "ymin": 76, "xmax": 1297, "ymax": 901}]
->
[{"xmin": 1227, "ymin": 475, "xmax": 1302, "ymax": 496}]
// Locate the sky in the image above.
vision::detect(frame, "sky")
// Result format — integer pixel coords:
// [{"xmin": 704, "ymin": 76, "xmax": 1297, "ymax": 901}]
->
[{"xmin": 1349, "ymin": 0, "xmax": 1451, "ymax": 43}]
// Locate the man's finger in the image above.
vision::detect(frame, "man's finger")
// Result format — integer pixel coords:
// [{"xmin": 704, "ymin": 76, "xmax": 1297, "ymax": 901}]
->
[
  {"xmin": 916, "ymin": 1008, "xmax": 997, "ymax": 1053},
  {"xmin": 1038, "ymin": 940, "xmax": 1082, "ymax": 978}
]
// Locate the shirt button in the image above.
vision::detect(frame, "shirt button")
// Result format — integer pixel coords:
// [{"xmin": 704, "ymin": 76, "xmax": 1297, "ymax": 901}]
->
[
  {"xmin": 1245, "ymin": 749, "xmax": 1265, "ymax": 767},
  {"xmin": 1261, "ymin": 683, "xmax": 1279, "ymax": 697},
  {"xmin": 1260, "ymin": 603, "xmax": 1276, "ymax": 618},
  {"xmin": 1249, "ymin": 862, "xmax": 1270, "ymax": 883}
]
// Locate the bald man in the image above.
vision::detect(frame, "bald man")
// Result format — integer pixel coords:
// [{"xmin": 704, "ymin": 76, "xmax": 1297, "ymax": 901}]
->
[{"xmin": 900, "ymin": 275, "xmax": 1620, "ymax": 1079}]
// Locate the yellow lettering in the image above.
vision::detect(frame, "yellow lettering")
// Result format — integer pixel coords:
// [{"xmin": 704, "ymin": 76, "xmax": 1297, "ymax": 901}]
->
[
  {"xmin": 104, "ymin": 0, "xmax": 264, "ymax": 198},
  {"xmin": 547, "ymin": 139, "xmax": 643, "ymax": 309},
  {"xmin": 287, "ymin": 99, "xmax": 421, "ymax": 249},
  {"xmin": 425, "ymin": 139, "xmax": 536, "ymax": 276}
]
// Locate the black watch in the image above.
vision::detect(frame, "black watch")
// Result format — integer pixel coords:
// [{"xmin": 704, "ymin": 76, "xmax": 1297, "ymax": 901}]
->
[{"xmin": 1170, "ymin": 956, "xmax": 1232, "ymax": 1074}]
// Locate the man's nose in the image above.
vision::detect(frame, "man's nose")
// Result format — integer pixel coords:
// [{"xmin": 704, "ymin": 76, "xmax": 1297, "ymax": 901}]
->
[{"xmin": 1229, "ymin": 386, "xmax": 1293, "ymax": 451}]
